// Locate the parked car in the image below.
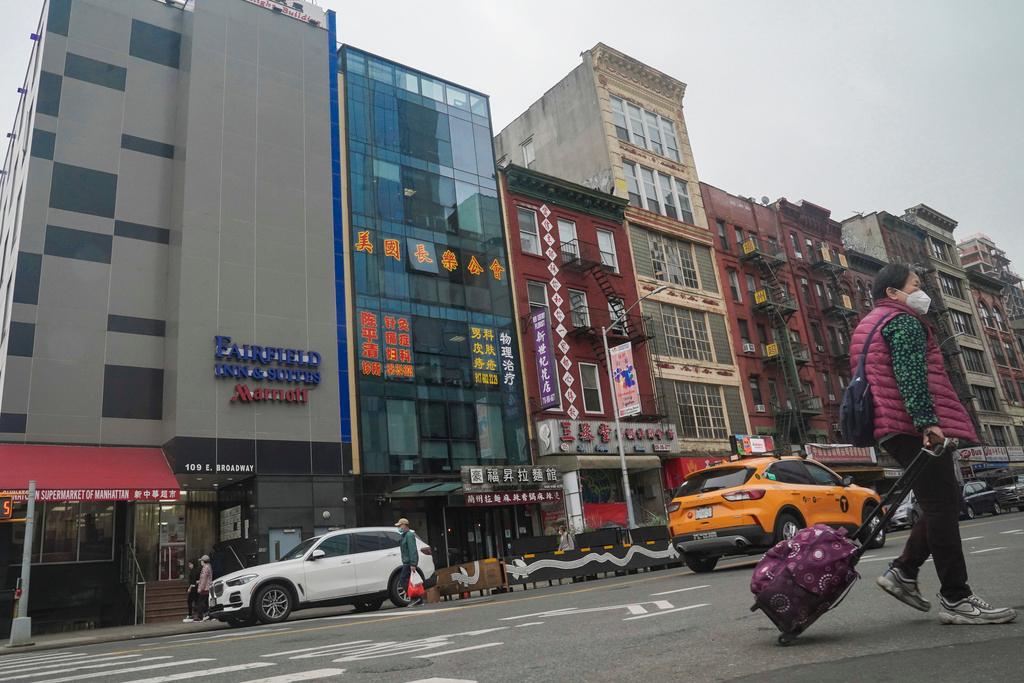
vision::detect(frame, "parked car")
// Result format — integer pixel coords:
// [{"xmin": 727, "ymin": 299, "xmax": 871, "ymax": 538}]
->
[
  {"xmin": 991, "ymin": 474, "xmax": 1024, "ymax": 512},
  {"xmin": 209, "ymin": 527, "xmax": 435, "ymax": 627},
  {"xmin": 887, "ymin": 490, "xmax": 921, "ymax": 530},
  {"xmin": 666, "ymin": 456, "xmax": 883, "ymax": 573},
  {"xmin": 960, "ymin": 480, "xmax": 1002, "ymax": 519}
]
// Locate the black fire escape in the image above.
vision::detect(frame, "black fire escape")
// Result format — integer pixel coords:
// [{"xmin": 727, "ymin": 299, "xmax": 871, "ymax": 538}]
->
[{"xmin": 813, "ymin": 246, "xmax": 857, "ymax": 438}]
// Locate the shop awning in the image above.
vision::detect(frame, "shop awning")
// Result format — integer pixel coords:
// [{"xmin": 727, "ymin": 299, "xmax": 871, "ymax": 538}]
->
[
  {"xmin": 389, "ymin": 481, "xmax": 463, "ymax": 497},
  {"xmin": 0, "ymin": 444, "xmax": 179, "ymax": 501}
]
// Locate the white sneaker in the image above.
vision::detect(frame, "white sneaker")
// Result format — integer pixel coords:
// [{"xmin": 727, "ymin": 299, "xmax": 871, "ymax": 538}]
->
[
  {"xmin": 201, "ymin": 616, "xmax": 211, "ymax": 621},
  {"xmin": 182, "ymin": 617, "xmax": 194, "ymax": 623},
  {"xmin": 938, "ymin": 594, "xmax": 1017, "ymax": 625}
]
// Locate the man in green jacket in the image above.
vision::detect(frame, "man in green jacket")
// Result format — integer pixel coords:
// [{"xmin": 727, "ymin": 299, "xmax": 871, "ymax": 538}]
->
[{"xmin": 396, "ymin": 518, "xmax": 421, "ymax": 607}]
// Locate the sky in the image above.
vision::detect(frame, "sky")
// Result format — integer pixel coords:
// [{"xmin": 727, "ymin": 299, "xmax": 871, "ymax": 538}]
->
[{"xmin": 3, "ymin": 0, "xmax": 1022, "ymax": 263}]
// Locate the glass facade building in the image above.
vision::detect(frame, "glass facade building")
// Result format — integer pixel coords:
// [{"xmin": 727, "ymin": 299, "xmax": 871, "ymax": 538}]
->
[{"xmin": 339, "ymin": 47, "xmax": 528, "ymax": 479}]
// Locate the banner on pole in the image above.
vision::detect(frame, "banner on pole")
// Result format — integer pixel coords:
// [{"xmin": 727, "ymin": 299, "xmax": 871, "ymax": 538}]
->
[
  {"xmin": 531, "ymin": 308, "xmax": 560, "ymax": 410},
  {"xmin": 610, "ymin": 342, "xmax": 641, "ymax": 417}
]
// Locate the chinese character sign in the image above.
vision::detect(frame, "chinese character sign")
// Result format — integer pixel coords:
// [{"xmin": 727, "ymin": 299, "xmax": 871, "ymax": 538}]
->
[
  {"xmin": 470, "ymin": 325, "xmax": 500, "ymax": 387},
  {"xmin": 531, "ymin": 308, "xmax": 559, "ymax": 409},
  {"xmin": 406, "ymin": 238, "xmax": 439, "ymax": 275},
  {"xmin": 610, "ymin": 342, "xmax": 641, "ymax": 417},
  {"xmin": 383, "ymin": 314, "xmax": 414, "ymax": 380},
  {"xmin": 358, "ymin": 310, "xmax": 382, "ymax": 377},
  {"xmin": 499, "ymin": 329, "xmax": 516, "ymax": 388}
]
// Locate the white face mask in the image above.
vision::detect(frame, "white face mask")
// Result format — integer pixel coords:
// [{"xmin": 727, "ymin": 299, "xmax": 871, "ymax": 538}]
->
[{"xmin": 900, "ymin": 289, "xmax": 931, "ymax": 315}]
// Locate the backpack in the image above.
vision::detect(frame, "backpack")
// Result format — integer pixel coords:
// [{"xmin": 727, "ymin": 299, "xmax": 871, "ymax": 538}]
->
[{"xmin": 839, "ymin": 313, "xmax": 897, "ymax": 447}]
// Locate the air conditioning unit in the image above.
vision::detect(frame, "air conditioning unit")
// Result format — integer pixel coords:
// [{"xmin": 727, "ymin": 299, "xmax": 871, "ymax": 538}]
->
[
  {"xmin": 795, "ymin": 252, "xmax": 804, "ymax": 260},
  {"xmin": 831, "ymin": 422, "xmax": 841, "ymax": 432},
  {"xmin": 755, "ymin": 404, "xmax": 767, "ymax": 413},
  {"xmin": 743, "ymin": 343, "xmax": 756, "ymax": 354},
  {"xmin": 828, "ymin": 393, "xmax": 836, "ymax": 402},
  {"xmin": 816, "ymin": 344, "xmax": 825, "ymax": 353}
]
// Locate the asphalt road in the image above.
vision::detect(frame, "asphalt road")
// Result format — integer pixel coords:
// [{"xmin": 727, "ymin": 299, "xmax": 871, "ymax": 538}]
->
[{"xmin": 3, "ymin": 512, "xmax": 1023, "ymax": 683}]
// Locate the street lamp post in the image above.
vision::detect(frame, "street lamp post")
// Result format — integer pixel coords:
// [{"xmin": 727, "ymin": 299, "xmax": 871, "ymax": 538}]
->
[{"xmin": 602, "ymin": 285, "xmax": 668, "ymax": 530}]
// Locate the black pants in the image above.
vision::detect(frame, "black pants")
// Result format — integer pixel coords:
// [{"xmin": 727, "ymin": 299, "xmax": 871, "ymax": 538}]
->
[
  {"xmin": 187, "ymin": 588, "xmax": 197, "ymax": 618},
  {"xmin": 884, "ymin": 434, "xmax": 971, "ymax": 601},
  {"xmin": 399, "ymin": 563, "xmax": 412, "ymax": 601},
  {"xmin": 196, "ymin": 591, "xmax": 209, "ymax": 619}
]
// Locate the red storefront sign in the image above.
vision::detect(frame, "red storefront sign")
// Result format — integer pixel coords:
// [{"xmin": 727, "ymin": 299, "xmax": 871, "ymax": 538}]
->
[{"xmin": 465, "ymin": 490, "xmax": 563, "ymax": 507}]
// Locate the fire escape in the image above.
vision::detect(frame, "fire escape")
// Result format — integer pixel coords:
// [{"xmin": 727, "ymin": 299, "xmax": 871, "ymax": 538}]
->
[
  {"xmin": 561, "ymin": 238, "xmax": 665, "ymax": 421},
  {"xmin": 741, "ymin": 238, "xmax": 819, "ymax": 452},
  {"xmin": 813, "ymin": 246, "xmax": 857, "ymax": 438}
]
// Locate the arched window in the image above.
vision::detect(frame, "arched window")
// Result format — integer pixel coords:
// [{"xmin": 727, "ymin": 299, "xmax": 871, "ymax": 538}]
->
[
  {"xmin": 993, "ymin": 305, "xmax": 1007, "ymax": 331},
  {"xmin": 978, "ymin": 302, "xmax": 992, "ymax": 328}
]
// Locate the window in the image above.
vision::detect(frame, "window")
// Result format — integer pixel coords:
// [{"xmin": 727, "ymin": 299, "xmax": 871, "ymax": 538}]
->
[
  {"xmin": 1003, "ymin": 379, "xmax": 1018, "ymax": 404},
  {"xmin": 648, "ymin": 232, "xmax": 699, "ymax": 288},
  {"xmin": 993, "ymin": 306, "xmax": 1007, "ymax": 331},
  {"xmin": 756, "ymin": 324, "xmax": 770, "ymax": 345},
  {"xmin": 738, "ymin": 319, "xmax": 751, "ymax": 345},
  {"xmin": 991, "ymin": 425, "xmax": 1009, "ymax": 447},
  {"xmin": 822, "ymin": 372, "xmax": 833, "ymax": 398},
  {"xmin": 386, "ymin": 400, "xmax": 419, "ymax": 455},
  {"xmin": 745, "ymin": 274, "xmax": 757, "ymax": 297},
  {"xmin": 517, "ymin": 207, "xmax": 541, "ymax": 255},
  {"xmin": 596, "ymin": 229, "xmax": 618, "ymax": 272},
  {"xmin": 992, "ymin": 341, "xmax": 1007, "ymax": 367},
  {"xmin": 579, "ymin": 363, "xmax": 603, "ymax": 413},
  {"xmin": 810, "ymin": 323, "xmax": 826, "ymax": 351},
  {"xmin": 316, "ymin": 534, "xmax": 351, "ymax": 558},
  {"xmin": 749, "ymin": 376, "xmax": 764, "ymax": 405},
  {"xmin": 527, "ymin": 281, "xmax": 548, "ymax": 311},
  {"xmin": 1003, "ymin": 340, "xmax": 1017, "ymax": 368},
  {"xmin": 950, "ymin": 310, "xmax": 976, "ymax": 336},
  {"xmin": 675, "ymin": 382, "xmax": 728, "ymax": 439},
  {"xmin": 805, "ymin": 237, "xmax": 814, "ymax": 257},
  {"xmin": 64, "ymin": 53, "xmax": 126, "ymax": 91},
  {"xmin": 939, "ymin": 273, "xmax": 963, "ymax": 299},
  {"xmin": 608, "ymin": 298, "xmax": 627, "ymax": 336},
  {"xmin": 790, "ymin": 233, "xmax": 802, "ymax": 258},
  {"xmin": 10, "ymin": 502, "xmax": 115, "ymax": 564},
  {"xmin": 974, "ymin": 385, "xmax": 999, "ymax": 412},
  {"xmin": 728, "ymin": 269, "xmax": 742, "ymax": 303},
  {"xmin": 1016, "ymin": 425, "xmax": 1024, "ymax": 445},
  {"xmin": 610, "ymin": 96, "xmax": 681, "ymax": 161},
  {"xmin": 735, "ymin": 228, "xmax": 745, "ymax": 249},
  {"xmin": 827, "ymin": 327, "xmax": 841, "ymax": 355},
  {"xmin": 717, "ymin": 220, "xmax": 729, "ymax": 251},
  {"xmin": 558, "ymin": 219, "xmax": 578, "ymax": 259},
  {"xmin": 621, "ymin": 161, "xmax": 693, "ymax": 222},
  {"xmin": 962, "ymin": 347, "xmax": 989, "ymax": 374},
  {"xmin": 568, "ymin": 289, "xmax": 590, "ymax": 327},
  {"xmin": 801, "ymin": 278, "xmax": 812, "ymax": 306},
  {"xmin": 521, "ymin": 138, "xmax": 535, "ymax": 168},
  {"xmin": 129, "ymin": 20, "xmax": 181, "ymax": 69},
  {"xmin": 662, "ymin": 305, "xmax": 713, "ymax": 361},
  {"xmin": 49, "ymin": 163, "xmax": 118, "ymax": 219},
  {"xmin": 930, "ymin": 238, "xmax": 951, "ymax": 263},
  {"xmin": 805, "ymin": 462, "xmax": 843, "ymax": 486},
  {"xmin": 768, "ymin": 461, "xmax": 814, "ymax": 485},
  {"xmin": 102, "ymin": 366, "xmax": 162, "ymax": 419}
]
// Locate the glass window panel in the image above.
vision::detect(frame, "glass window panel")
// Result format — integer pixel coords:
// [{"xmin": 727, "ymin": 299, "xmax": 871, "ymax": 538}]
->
[
  {"xmin": 626, "ymin": 102, "xmax": 646, "ymax": 147},
  {"xmin": 569, "ymin": 289, "xmax": 589, "ymax": 327},
  {"xmin": 40, "ymin": 502, "xmax": 79, "ymax": 563},
  {"xmin": 420, "ymin": 76, "xmax": 445, "ymax": 101},
  {"xmin": 674, "ymin": 382, "xmax": 728, "ymax": 440},
  {"xmin": 661, "ymin": 116, "xmax": 680, "ymax": 161},
  {"xmin": 658, "ymin": 173, "xmax": 678, "ymax": 220},
  {"xmin": 639, "ymin": 167, "xmax": 660, "ymax": 214},
  {"xmin": 473, "ymin": 124, "xmax": 495, "ymax": 179},
  {"xmin": 527, "ymin": 281, "xmax": 548, "ymax": 310},
  {"xmin": 419, "ymin": 401, "xmax": 448, "ymax": 438},
  {"xmin": 558, "ymin": 219, "xmax": 578, "ymax": 259},
  {"xmin": 450, "ymin": 403, "xmax": 476, "ymax": 439},
  {"xmin": 454, "ymin": 181, "xmax": 482, "ymax": 234},
  {"xmin": 449, "ymin": 117, "xmax": 478, "ymax": 173},
  {"xmin": 611, "ymin": 96, "xmax": 629, "ymax": 140},
  {"xmin": 644, "ymin": 111, "xmax": 663, "ymax": 155},
  {"xmin": 673, "ymin": 178, "xmax": 695, "ymax": 223},
  {"xmin": 477, "ymin": 404, "xmax": 505, "ymax": 461},
  {"xmin": 386, "ymin": 400, "xmax": 419, "ymax": 455},
  {"xmin": 451, "ymin": 441, "xmax": 478, "ymax": 467},
  {"xmin": 596, "ymin": 230, "xmax": 618, "ymax": 271},
  {"xmin": 662, "ymin": 305, "xmax": 713, "ymax": 361},
  {"xmin": 446, "ymin": 85, "xmax": 471, "ymax": 111},
  {"xmin": 129, "ymin": 20, "xmax": 181, "ymax": 69},
  {"xmin": 367, "ymin": 58, "xmax": 394, "ymax": 85},
  {"xmin": 579, "ymin": 363, "xmax": 603, "ymax": 413},
  {"xmin": 317, "ymin": 534, "xmax": 351, "ymax": 557},
  {"xmin": 622, "ymin": 162, "xmax": 642, "ymax": 208},
  {"xmin": 49, "ymin": 163, "xmax": 118, "ymax": 219},
  {"xmin": 469, "ymin": 93, "xmax": 489, "ymax": 117},
  {"xmin": 77, "ymin": 502, "xmax": 114, "ymax": 561},
  {"xmin": 518, "ymin": 207, "xmax": 541, "ymax": 255},
  {"xmin": 397, "ymin": 69, "xmax": 419, "ymax": 93}
]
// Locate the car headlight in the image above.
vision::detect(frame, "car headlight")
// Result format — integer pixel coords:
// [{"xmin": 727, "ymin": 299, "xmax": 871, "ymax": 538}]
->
[{"xmin": 225, "ymin": 574, "xmax": 259, "ymax": 587}]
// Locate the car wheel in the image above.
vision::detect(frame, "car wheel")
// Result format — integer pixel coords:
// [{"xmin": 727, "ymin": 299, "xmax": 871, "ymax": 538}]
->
[
  {"xmin": 773, "ymin": 512, "xmax": 802, "ymax": 544},
  {"xmin": 683, "ymin": 554, "xmax": 719, "ymax": 573},
  {"xmin": 965, "ymin": 505, "xmax": 976, "ymax": 520},
  {"xmin": 388, "ymin": 570, "xmax": 415, "ymax": 607},
  {"xmin": 861, "ymin": 504, "xmax": 886, "ymax": 549},
  {"xmin": 253, "ymin": 584, "xmax": 293, "ymax": 624},
  {"xmin": 993, "ymin": 501, "xmax": 1002, "ymax": 516},
  {"xmin": 353, "ymin": 599, "xmax": 384, "ymax": 613}
]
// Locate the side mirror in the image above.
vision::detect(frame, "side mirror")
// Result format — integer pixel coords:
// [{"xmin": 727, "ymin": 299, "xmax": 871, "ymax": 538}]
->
[
  {"xmin": 841, "ymin": 476, "xmax": 854, "ymax": 487},
  {"xmin": 309, "ymin": 549, "xmax": 326, "ymax": 561}
]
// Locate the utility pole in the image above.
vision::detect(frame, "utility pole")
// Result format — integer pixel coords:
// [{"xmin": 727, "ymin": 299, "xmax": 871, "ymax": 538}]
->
[{"xmin": 8, "ymin": 480, "xmax": 35, "ymax": 647}]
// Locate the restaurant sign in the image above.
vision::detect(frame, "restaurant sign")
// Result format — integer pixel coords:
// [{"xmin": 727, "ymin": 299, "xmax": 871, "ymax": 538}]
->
[
  {"xmin": 535, "ymin": 419, "xmax": 678, "ymax": 456},
  {"xmin": 462, "ymin": 465, "xmax": 562, "ymax": 492},
  {"xmin": 465, "ymin": 490, "xmax": 563, "ymax": 507}
]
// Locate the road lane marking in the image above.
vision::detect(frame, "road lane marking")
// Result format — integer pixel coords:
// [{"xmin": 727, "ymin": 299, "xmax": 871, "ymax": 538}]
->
[
  {"xmin": 237, "ymin": 669, "xmax": 345, "ymax": 683},
  {"xmin": 962, "ymin": 536, "xmax": 984, "ymax": 541},
  {"xmin": 406, "ymin": 678, "xmax": 477, "ymax": 682},
  {"xmin": 325, "ymin": 611, "xmax": 435, "ymax": 620},
  {"xmin": 0, "ymin": 652, "xmax": 73, "ymax": 665},
  {"xmin": 970, "ymin": 547, "xmax": 1006, "ymax": 554},
  {"xmin": 651, "ymin": 585, "xmax": 709, "ymax": 597},
  {"xmin": 455, "ymin": 627, "xmax": 508, "ymax": 636},
  {"xmin": 500, "ymin": 607, "xmax": 578, "ymax": 621},
  {"xmin": 3, "ymin": 656, "xmax": 170, "ymax": 680},
  {"xmin": 859, "ymin": 555, "xmax": 898, "ymax": 563},
  {"xmin": 623, "ymin": 603, "xmax": 709, "ymax": 621},
  {"xmin": 33, "ymin": 658, "xmax": 214, "ymax": 683},
  {"xmin": 121, "ymin": 663, "xmax": 277, "ymax": 683},
  {"xmin": 164, "ymin": 628, "xmax": 288, "ymax": 644},
  {"xmin": 999, "ymin": 529, "xmax": 1023, "ymax": 534},
  {"xmin": 0, "ymin": 652, "xmax": 125, "ymax": 671},
  {"xmin": 413, "ymin": 643, "xmax": 503, "ymax": 658},
  {"xmin": 261, "ymin": 640, "xmax": 373, "ymax": 658},
  {"xmin": 513, "ymin": 622, "xmax": 544, "ymax": 627}
]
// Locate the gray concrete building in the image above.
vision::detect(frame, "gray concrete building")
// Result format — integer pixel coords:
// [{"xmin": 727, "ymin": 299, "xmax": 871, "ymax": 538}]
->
[{"xmin": 0, "ymin": 0, "xmax": 349, "ymax": 630}]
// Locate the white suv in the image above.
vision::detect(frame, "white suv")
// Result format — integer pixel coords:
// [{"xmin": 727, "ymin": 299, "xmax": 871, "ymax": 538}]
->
[{"xmin": 209, "ymin": 527, "xmax": 435, "ymax": 626}]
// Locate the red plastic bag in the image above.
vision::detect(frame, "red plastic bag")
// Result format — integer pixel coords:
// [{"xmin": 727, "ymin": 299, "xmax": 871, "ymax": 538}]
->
[{"xmin": 408, "ymin": 571, "xmax": 425, "ymax": 599}]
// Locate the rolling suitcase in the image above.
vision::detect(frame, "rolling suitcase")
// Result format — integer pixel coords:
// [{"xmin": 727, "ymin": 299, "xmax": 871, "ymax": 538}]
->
[{"xmin": 749, "ymin": 438, "xmax": 957, "ymax": 645}]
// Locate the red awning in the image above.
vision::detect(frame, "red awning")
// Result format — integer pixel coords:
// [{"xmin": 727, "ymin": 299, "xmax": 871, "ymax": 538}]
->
[{"xmin": 0, "ymin": 444, "xmax": 179, "ymax": 501}]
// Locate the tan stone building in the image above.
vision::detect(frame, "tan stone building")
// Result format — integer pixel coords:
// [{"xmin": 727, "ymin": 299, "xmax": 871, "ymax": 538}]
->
[{"xmin": 495, "ymin": 44, "xmax": 748, "ymax": 489}]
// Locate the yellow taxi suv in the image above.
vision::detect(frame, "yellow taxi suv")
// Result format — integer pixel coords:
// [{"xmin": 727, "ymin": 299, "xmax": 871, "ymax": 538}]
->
[{"xmin": 667, "ymin": 456, "xmax": 884, "ymax": 573}]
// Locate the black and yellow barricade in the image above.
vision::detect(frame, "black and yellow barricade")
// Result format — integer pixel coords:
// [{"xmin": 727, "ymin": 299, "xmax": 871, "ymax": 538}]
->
[
  {"xmin": 506, "ymin": 526, "xmax": 680, "ymax": 586},
  {"xmin": 435, "ymin": 558, "xmax": 508, "ymax": 598}
]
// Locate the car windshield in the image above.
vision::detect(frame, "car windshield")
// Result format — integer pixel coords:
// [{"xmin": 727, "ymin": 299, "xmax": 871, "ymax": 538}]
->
[
  {"xmin": 675, "ymin": 467, "xmax": 754, "ymax": 497},
  {"xmin": 279, "ymin": 537, "xmax": 320, "ymax": 561}
]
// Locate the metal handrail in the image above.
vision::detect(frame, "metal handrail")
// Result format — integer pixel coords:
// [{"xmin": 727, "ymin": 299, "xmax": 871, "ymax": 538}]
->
[{"xmin": 124, "ymin": 543, "xmax": 147, "ymax": 625}]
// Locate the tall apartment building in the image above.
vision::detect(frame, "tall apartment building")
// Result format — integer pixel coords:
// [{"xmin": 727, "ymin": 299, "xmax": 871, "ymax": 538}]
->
[
  {"xmin": 495, "ymin": 44, "xmax": 748, "ymax": 478},
  {"xmin": 959, "ymin": 233, "xmax": 1024, "ymax": 323},
  {"xmin": 702, "ymin": 185, "xmax": 858, "ymax": 452}
]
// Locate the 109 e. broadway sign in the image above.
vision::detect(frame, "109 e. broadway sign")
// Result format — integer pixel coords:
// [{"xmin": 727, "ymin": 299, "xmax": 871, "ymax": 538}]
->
[
  {"xmin": 214, "ymin": 335, "xmax": 321, "ymax": 405},
  {"xmin": 535, "ymin": 419, "xmax": 678, "ymax": 456}
]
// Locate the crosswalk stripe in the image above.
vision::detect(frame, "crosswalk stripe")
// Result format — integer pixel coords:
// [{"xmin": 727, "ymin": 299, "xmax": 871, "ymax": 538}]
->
[
  {"xmin": 413, "ymin": 642, "xmax": 503, "ymax": 659},
  {"xmin": 999, "ymin": 529, "xmax": 1023, "ymax": 534},
  {"xmin": 623, "ymin": 603, "xmax": 709, "ymax": 621},
  {"xmin": 237, "ymin": 668, "xmax": 346, "ymax": 683},
  {"xmin": 0, "ymin": 652, "xmax": 104, "ymax": 670},
  {"xmin": 34, "ymin": 658, "xmax": 215, "ymax": 683},
  {"xmin": 961, "ymin": 536, "xmax": 984, "ymax": 541},
  {"xmin": 2, "ymin": 656, "xmax": 168, "ymax": 680},
  {"xmin": 261, "ymin": 640, "xmax": 373, "ymax": 658},
  {"xmin": 651, "ymin": 584, "xmax": 710, "ymax": 597},
  {"xmin": 0, "ymin": 651, "xmax": 73, "ymax": 664},
  {"xmin": 970, "ymin": 547, "xmax": 1007, "ymax": 554},
  {"xmin": 168, "ymin": 628, "xmax": 287, "ymax": 644},
  {"xmin": 121, "ymin": 662, "xmax": 277, "ymax": 683}
]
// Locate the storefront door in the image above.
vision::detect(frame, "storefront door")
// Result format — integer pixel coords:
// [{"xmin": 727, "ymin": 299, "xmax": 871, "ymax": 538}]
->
[
  {"xmin": 445, "ymin": 506, "xmax": 522, "ymax": 563},
  {"xmin": 158, "ymin": 504, "xmax": 187, "ymax": 581},
  {"xmin": 268, "ymin": 528, "xmax": 302, "ymax": 561}
]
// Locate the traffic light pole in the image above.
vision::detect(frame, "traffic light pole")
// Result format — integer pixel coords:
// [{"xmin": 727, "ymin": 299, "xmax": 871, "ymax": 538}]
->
[{"xmin": 8, "ymin": 480, "xmax": 35, "ymax": 647}]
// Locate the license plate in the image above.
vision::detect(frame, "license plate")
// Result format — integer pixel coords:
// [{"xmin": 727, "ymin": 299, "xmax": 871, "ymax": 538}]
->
[
  {"xmin": 695, "ymin": 506, "xmax": 713, "ymax": 520},
  {"xmin": 692, "ymin": 531, "xmax": 718, "ymax": 541}
]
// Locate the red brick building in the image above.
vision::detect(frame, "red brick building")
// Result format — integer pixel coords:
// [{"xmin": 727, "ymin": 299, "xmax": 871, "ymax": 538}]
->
[
  {"xmin": 501, "ymin": 165, "xmax": 679, "ymax": 531},
  {"xmin": 702, "ymin": 184, "xmax": 856, "ymax": 450}
]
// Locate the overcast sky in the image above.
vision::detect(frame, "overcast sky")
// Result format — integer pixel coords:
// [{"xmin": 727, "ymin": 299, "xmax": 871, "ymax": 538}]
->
[{"xmin": 3, "ymin": 0, "xmax": 1022, "ymax": 264}]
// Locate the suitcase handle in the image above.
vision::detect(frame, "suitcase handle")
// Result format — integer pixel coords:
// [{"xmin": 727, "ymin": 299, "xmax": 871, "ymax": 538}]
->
[{"xmin": 851, "ymin": 438, "xmax": 959, "ymax": 557}]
